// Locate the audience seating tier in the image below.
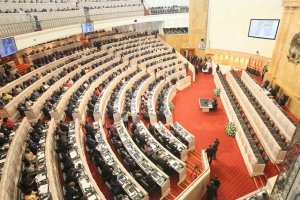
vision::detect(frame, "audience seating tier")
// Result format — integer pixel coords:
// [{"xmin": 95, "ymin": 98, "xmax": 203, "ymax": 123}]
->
[
  {"xmin": 53, "ymin": 56, "xmax": 119, "ymax": 121},
  {"xmin": 93, "ymin": 120, "xmax": 149, "ymax": 200},
  {"xmin": 241, "ymin": 71, "xmax": 297, "ymax": 141},
  {"xmin": 170, "ymin": 122, "xmax": 195, "ymax": 151},
  {"xmin": 26, "ymin": 42, "xmax": 83, "ymax": 64},
  {"xmin": 214, "ymin": 71, "xmax": 266, "ymax": 176},
  {"xmin": 45, "ymin": 119, "xmax": 64, "ymax": 199},
  {"xmin": 0, "ymin": 117, "xmax": 31, "ymax": 200},
  {"xmin": 153, "ymin": 121, "xmax": 188, "ymax": 161},
  {"xmin": 135, "ymin": 121, "xmax": 186, "ymax": 184},
  {"xmin": 227, "ymin": 71, "xmax": 287, "ymax": 163},
  {"xmin": 26, "ymin": 50, "xmax": 108, "ymax": 120},
  {"xmin": 0, "ymin": 48, "xmax": 93, "ymax": 118},
  {"xmin": 93, "ymin": 62, "xmax": 131, "ymax": 123},
  {"xmin": 115, "ymin": 121, "xmax": 171, "ymax": 198}
]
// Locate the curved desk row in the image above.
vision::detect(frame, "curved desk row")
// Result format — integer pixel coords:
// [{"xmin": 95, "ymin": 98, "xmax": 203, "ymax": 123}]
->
[
  {"xmin": 93, "ymin": 120, "xmax": 149, "ymax": 200},
  {"xmin": 131, "ymin": 75, "xmax": 154, "ymax": 121},
  {"xmin": 111, "ymin": 37, "xmax": 158, "ymax": 56},
  {"xmin": 154, "ymin": 121, "xmax": 188, "ymax": 161},
  {"xmin": 94, "ymin": 63, "xmax": 135, "ymax": 124},
  {"xmin": 25, "ymin": 50, "xmax": 109, "ymax": 120},
  {"xmin": 69, "ymin": 120, "xmax": 106, "ymax": 199},
  {"xmin": 170, "ymin": 122, "xmax": 195, "ymax": 151},
  {"xmin": 148, "ymin": 70, "xmax": 186, "ymax": 124},
  {"xmin": 53, "ymin": 57, "xmax": 123, "ymax": 121},
  {"xmin": 113, "ymin": 69, "xmax": 146, "ymax": 122},
  {"xmin": 115, "ymin": 121, "xmax": 170, "ymax": 198},
  {"xmin": 104, "ymin": 35, "xmax": 155, "ymax": 52},
  {"xmin": 90, "ymin": 31, "xmax": 138, "ymax": 45},
  {"xmin": 0, "ymin": 118, "xmax": 31, "ymax": 199},
  {"xmin": 0, "ymin": 48, "xmax": 95, "ymax": 118},
  {"xmin": 135, "ymin": 121, "xmax": 186, "ymax": 184},
  {"xmin": 0, "ymin": 47, "xmax": 92, "ymax": 96},
  {"xmin": 26, "ymin": 42, "xmax": 83, "ymax": 64}
]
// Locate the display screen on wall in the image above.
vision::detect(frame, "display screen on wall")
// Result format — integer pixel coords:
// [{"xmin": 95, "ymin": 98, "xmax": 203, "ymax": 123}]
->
[
  {"xmin": 248, "ymin": 19, "xmax": 280, "ymax": 40},
  {"xmin": 0, "ymin": 37, "xmax": 17, "ymax": 57},
  {"xmin": 82, "ymin": 22, "xmax": 94, "ymax": 33}
]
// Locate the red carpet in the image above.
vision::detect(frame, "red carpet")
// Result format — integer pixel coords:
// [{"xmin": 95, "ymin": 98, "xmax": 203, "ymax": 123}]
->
[{"xmin": 172, "ymin": 73, "xmax": 257, "ymax": 199}]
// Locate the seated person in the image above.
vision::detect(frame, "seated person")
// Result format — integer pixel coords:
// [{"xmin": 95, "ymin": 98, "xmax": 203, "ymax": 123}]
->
[
  {"xmin": 0, "ymin": 132, "xmax": 7, "ymax": 147},
  {"xmin": 24, "ymin": 149, "xmax": 37, "ymax": 164},
  {"xmin": 267, "ymin": 87, "xmax": 274, "ymax": 96},
  {"xmin": 210, "ymin": 98, "xmax": 218, "ymax": 111},
  {"xmin": 66, "ymin": 182, "xmax": 82, "ymax": 200},
  {"xmin": 2, "ymin": 117, "xmax": 15, "ymax": 130},
  {"xmin": 110, "ymin": 175, "xmax": 122, "ymax": 195},
  {"xmin": 2, "ymin": 92, "xmax": 13, "ymax": 102}
]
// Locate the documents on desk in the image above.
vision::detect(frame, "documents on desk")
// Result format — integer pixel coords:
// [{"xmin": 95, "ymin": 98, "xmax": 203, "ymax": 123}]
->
[
  {"xmin": 70, "ymin": 149, "xmax": 79, "ymax": 159},
  {"xmin": 36, "ymin": 172, "xmax": 47, "ymax": 183}
]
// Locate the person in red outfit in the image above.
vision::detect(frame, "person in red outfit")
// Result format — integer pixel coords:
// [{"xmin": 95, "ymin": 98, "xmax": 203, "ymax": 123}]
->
[{"xmin": 2, "ymin": 117, "xmax": 15, "ymax": 130}]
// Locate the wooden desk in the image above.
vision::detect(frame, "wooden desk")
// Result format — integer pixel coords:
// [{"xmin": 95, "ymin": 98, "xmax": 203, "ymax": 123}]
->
[{"xmin": 199, "ymin": 99, "xmax": 213, "ymax": 112}]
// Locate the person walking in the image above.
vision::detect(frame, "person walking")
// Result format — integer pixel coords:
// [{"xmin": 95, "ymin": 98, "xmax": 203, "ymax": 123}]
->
[
  {"xmin": 206, "ymin": 145, "xmax": 214, "ymax": 164},
  {"xmin": 206, "ymin": 181, "xmax": 217, "ymax": 200},
  {"xmin": 213, "ymin": 176, "xmax": 221, "ymax": 193},
  {"xmin": 212, "ymin": 138, "xmax": 220, "ymax": 160}
]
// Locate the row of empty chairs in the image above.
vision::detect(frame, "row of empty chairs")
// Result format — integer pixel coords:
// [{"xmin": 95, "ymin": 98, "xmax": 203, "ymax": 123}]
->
[
  {"xmin": 227, "ymin": 70, "xmax": 288, "ymax": 163},
  {"xmin": 241, "ymin": 71, "xmax": 297, "ymax": 141},
  {"xmin": 214, "ymin": 71, "xmax": 267, "ymax": 176}
]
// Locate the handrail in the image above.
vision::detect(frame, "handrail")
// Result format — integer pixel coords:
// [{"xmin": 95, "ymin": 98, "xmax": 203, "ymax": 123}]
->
[{"xmin": 0, "ymin": 10, "xmax": 144, "ymax": 37}]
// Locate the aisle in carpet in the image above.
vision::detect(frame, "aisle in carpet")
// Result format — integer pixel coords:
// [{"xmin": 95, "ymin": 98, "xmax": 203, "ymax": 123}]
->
[{"xmin": 172, "ymin": 72, "xmax": 257, "ymax": 199}]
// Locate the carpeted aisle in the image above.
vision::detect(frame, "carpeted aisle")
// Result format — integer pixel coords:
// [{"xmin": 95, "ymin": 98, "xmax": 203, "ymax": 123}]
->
[{"xmin": 172, "ymin": 73, "xmax": 257, "ymax": 199}]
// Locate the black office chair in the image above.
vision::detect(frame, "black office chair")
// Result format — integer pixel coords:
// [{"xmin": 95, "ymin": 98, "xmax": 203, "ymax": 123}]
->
[
  {"xmin": 273, "ymin": 84, "xmax": 280, "ymax": 97},
  {"xmin": 277, "ymin": 94, "xmax": 289, "ymax": 106},
  {"xmin": 261, "ymin": 80, "xmax": 270, "ymax": 89}
]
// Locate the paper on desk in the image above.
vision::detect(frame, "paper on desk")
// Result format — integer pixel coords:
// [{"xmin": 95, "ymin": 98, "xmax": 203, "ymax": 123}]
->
[
  {"xmin": 36, "ymin": 173, "xmax": 47, "ymax": 182},
  {"xmin": 70, "ymin": 151, "xmax": 78, "ymax": 159},
  {"xmin": 39, "ymin": 184, "xmax": 49, "ymax": 194}
]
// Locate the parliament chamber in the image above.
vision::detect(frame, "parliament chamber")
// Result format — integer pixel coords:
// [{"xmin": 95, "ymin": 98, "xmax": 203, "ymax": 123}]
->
[{"xmin": 0, "ymin": 0, "xmax": 299, "ymax": 200}]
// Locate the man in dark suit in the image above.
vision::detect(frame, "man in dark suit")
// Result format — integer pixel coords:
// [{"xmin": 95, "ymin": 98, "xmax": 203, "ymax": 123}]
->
[
  {"xmin": 205, "ymin": 145, "xmax": 214, "ymax": 164},
  {"xmin": 212, "ymin": 138, "xmax": 220, "ymax": 160},
  {"xmin": 206, "ymin": 181, "xmax": 217, "ymax": 200}
]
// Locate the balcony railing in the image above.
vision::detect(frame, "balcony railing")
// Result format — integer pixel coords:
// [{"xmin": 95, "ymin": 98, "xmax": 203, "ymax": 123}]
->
[{"xmin": 0, "ymin": 9, "xmax": 144, "ymax": 37}]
